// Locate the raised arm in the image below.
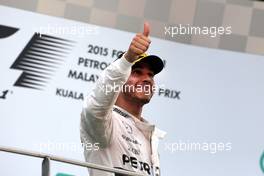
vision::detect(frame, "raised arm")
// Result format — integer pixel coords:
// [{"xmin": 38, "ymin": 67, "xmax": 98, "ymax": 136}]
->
[{"xmin": 80, "ymin": 22, "xmax": 151, "ymax": 147}]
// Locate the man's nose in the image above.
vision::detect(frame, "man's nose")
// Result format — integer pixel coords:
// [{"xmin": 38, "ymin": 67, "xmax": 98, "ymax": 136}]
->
[{"xmin": 142, "ymin": 75, "xmax": 153, "ymax": 85}]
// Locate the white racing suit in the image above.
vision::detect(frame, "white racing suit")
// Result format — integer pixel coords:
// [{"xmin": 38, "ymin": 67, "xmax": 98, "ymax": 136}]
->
[{"xmin": 80, "ymin": 55, "xmax": 166, "ymax": 176}]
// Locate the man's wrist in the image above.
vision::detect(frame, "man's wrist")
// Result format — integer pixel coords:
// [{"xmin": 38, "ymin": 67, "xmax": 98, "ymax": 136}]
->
[
  {"xmin": 114, "ymin": 53, "xmax": 133, "ymax": 74},
  {"xmin": 124, "ymin": 51, "xmax": 137, "ymax": 63}
]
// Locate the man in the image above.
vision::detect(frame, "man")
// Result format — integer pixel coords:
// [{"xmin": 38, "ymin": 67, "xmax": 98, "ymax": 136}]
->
[{"xmin": 80, "ymin": 22, "xmax": 166, "ymax": 176}]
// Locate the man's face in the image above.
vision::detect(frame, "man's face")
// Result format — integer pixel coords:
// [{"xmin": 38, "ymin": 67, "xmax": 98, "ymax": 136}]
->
[{"xmin": 122, "ymin": 62, "xmax": 155, "ymax": 104}]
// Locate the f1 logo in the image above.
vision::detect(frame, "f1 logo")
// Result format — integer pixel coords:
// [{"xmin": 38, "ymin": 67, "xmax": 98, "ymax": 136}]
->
[{"xmin": 0, "ymin": 90, "xmax": 9, "ymax": 99}]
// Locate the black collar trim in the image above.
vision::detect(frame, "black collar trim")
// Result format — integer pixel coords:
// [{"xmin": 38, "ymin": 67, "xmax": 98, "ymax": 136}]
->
[{"xmin": 113, "ymin": 107, "xmax": 130, "ymax": 118}]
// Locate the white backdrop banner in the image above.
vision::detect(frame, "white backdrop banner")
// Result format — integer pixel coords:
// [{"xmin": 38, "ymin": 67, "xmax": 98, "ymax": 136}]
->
[{"xmin": 0, "ymin": 5, "xmax": 264, "ymax": 176}]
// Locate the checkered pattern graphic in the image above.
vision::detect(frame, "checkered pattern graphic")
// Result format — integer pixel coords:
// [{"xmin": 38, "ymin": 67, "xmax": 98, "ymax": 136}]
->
[{"xmin": 0, "ymin": 0, "xmax": 263, "ymax": 55}]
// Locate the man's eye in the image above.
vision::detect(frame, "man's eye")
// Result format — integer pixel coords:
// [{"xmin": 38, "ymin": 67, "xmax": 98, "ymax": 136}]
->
[{"xmin": 148, "ymin": 73, "xmax": 154, "ymax": 78}]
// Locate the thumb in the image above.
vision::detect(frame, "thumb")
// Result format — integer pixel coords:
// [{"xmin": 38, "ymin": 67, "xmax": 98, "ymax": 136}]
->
[{"xmin": 143, "ymin": 22, "xmax": 150, "ymax": 37}]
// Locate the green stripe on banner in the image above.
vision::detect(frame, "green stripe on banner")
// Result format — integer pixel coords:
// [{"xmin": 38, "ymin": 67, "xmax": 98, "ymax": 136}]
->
[
  {"xmin": 260, "ymin": 151, "xmax": 264, "ymax": 173},
  {"xmin": 56, "ymin": 173, "xmax": 75, "ymax": 176}
]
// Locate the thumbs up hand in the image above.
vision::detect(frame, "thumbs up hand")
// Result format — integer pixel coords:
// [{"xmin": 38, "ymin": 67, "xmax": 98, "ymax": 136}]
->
[{"xmin": 125, "ymin": 22, "xmax": 151, "ymax": 63}]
